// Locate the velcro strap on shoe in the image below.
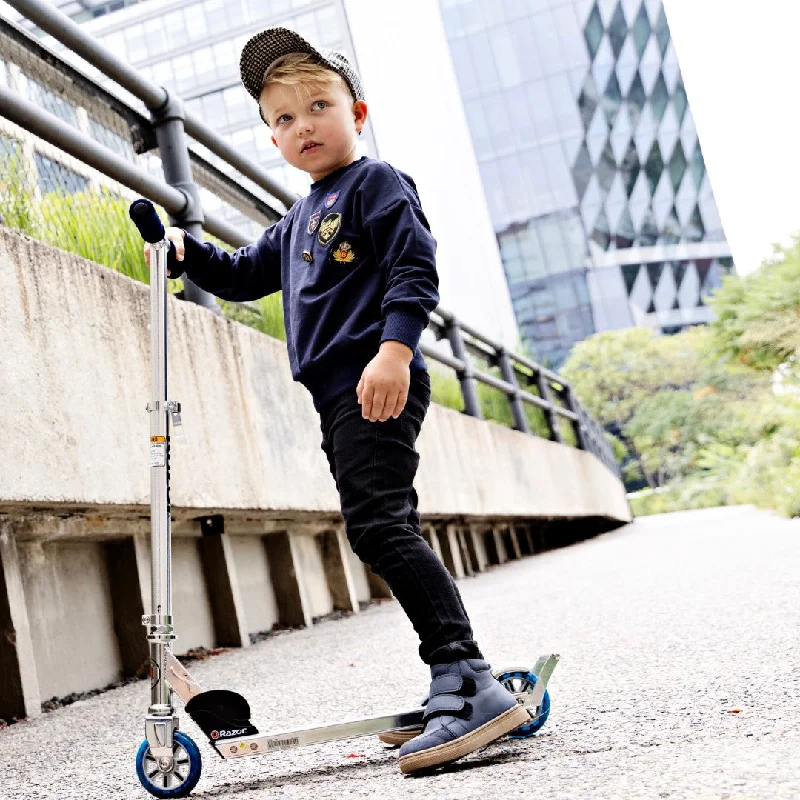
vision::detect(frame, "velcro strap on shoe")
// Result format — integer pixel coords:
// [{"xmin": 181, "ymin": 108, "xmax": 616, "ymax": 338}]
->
[
  {"xmin": 422, "ymin": 693, "xmax": 473, "ymax": 721},
  {"xmin": 429, "ymin": 674, "xmax": 463, "ymax": 697}
]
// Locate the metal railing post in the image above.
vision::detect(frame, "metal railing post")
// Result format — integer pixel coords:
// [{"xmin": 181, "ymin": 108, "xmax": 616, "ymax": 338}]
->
[
  {"xmin": 536, "ymin": 371, "xmax": 564, "ymax": 444},
  {"xmin": 565, "ymin": 387, "xmax": 588, "ymax": 451},
  {"xmin": 497, "ymin": 347, "xmax": 529, "ymax": 433},
  {"xmin": 149, "ymin": 91, "xmax": 216, "ymax": 310},
  {"xmin": 445, "ymin": 317, "xmax": 482, "ymax": 419}
]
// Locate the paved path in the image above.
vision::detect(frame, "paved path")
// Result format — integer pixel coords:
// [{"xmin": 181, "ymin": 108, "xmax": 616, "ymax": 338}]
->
[{"xmin": 2, "ymin": 506, "xmax": 798, "ymax": 799}]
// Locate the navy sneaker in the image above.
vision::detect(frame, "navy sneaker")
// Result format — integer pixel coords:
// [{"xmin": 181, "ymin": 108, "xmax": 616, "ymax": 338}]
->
[{"xmin": 398, "ymin": 659, "xmax": 529, "ymax": 774}]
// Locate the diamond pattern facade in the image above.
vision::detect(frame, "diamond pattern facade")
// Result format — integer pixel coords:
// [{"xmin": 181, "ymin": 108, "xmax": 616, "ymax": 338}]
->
[
  {"xmin": 440, "ymin": 0, "xmax": 734, "ymax": 365},
  {"xmin": 575, "ymin": 0, "xmax": 723, "ymax": 254}
]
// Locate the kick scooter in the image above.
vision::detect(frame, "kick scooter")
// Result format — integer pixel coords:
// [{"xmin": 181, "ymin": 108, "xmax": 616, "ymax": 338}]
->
[{"xmin": 128, "ymin": 199, "xmax": 560, "ymax": 798}]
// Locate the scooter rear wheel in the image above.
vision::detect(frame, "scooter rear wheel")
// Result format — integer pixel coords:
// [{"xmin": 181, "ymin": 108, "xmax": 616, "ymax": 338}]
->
[
  {"xmin": 136, "ymin": 730, "xmax": 202, "ymax": 798},
  {"xmin": 494, "ymin": 670, "xmax": 551, "ymax": 738}
]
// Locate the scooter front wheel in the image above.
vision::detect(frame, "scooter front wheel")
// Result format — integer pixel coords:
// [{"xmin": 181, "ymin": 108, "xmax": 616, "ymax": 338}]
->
[
  {"xmin": 495, "ymin": 670, "xmax": 551, "ymax": 738},
  {"xmin": 136, "ymin": 730, "xmax": 202, "ymax": 798}
]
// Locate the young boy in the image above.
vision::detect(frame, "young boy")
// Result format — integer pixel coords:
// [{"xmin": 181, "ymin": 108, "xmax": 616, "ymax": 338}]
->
[{"xmin": 151, "ymin": 27, "xmax": 528, "ymax": 774}]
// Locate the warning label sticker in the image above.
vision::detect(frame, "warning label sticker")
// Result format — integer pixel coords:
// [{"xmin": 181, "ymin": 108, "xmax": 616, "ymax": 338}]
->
[{"xmin": 149, "ymin": 442, "xmax": 166, "ymax": 467}]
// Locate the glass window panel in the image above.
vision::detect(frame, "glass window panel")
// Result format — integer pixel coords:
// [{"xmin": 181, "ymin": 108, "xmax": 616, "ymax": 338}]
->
[
  {"xmin": 463, "ymin": 97, "xmax": 491, "ymax": 158},
  {"xmin": 469, "ymin": 32, "xmax": 500, "ymax": 93},
  {"xmin": 213, "ymin": 40, "xmax": 237, "ymax": 76},
  {"xmin": 479, "ymin": 161, "xmax": 507, "ymax": 223},
  {"xmin": 510, "ymin": 16, "xmax": 542, "ymax": 82},
  {"xmin": 548, "ymin": 74, "xmax": 582, "ymax": 138},
  {"xmin": 498, "ymin": 154, "xmax": 528, "ymax": 218},
  {"xmin": 537, "ymin": 215, "xmax": 570, "ymax": 274},
  {"xmin": 491, "ymin": 28, "xmax": 522, "ymax": 89},
  {"xmin": 484, "ymin": 95, "xmax": 514, "ymax": 153},
  {"xmin": 561, "ymin": 212, "xmax": 588, "ymax": 264},
  {"xmin": 316, "ymin": 7, "xmax": 340, "ymax": 46},
  {"xmin": 608, "ymin": 1, "xmax": 627, "ymax": 58},
  {"xmin": 674, "ymin": 77, "xmax": 688, "ymax": 123},
  {"xmin": 193, "ymin": 46, "xmax": 215, "ymax": 85},
  {"xmin": 502, "ymin": 0, "xmax": 532, "ymax": 21},
  {"xmin": 534, "ymin": 10, "xmax": 566, "ymax": 73},
  {"xmin": 518, "ymin": 227, "xmax": 548, "ymax": 280},
  {"xmin": 505, "ymin": 87, "xmax": 536, "ymax": 150},
  {"xmin": 126, "ymin": 23, "xmax": 146, "ymax": 62},
  {"xmin": 143, "ymin": 18, "xmax": 167, "ymax": 58},
  {"xmin": 185, "ymin": 6, "xmax": 207, "ymax": 39},
  {"xmin": 440, "ymin": 3, "xmax": 463, "ymax": 36},
  {"xmin": 499, "ymin": 232, "xmax": 521, "ymax": 261},
  {"xmin": 34, "ymin": 153, "xmax": 89, "ymax": 195},
  {"xmin": 103, "ymin": 31, "xmax": 126, "ymax": 61},
  {"xmin": 645, "ymin": 142, "xmax": 664, "ymax": 194},
  {"xmin": 449, "ymin": 38, "xmax": 480, "ymax": 99},
  {"xmin": 520, "ymin": 148, "xmax": 551, "ymax": 216},
  {"xmin": 632, "ymin": 3, "xmax": 651, "ymax": 57},
  {"xmin": 152, "ymin": 59, "xmax": 174, "ymax": 88},
  {"xmin": 583, "ymin": 4, "xmax": 603, "ymax": 60},
  {"xmin": 651, "ymin": 72, "xmax": 668, "ymax": 123},
  {"xmin": 527, "ymin": 80, "xmax": 558, "ymax": 142},
  {"xmin": 203, "ymin": 0, "xmax": 228, "ymax": 33},
  {"xmin": 541, "ymin": 142, "xmax": 577, "ymax": 207},
  {"xmin": 173, "ymin": 54, "xmax": 194, "ymax": 94},
  {"xmin": 27, "ymin": 80, "xmax": 78, "ymax": 127},
  {"xmin": 460, "ymin": 0, "xmax": 488, "ymax": 34},
  {"xmin": 552, "ymin": 3, "xmax": 585, "ymax": 68},
  {"xmin": 690, "ymin": 142, "xmax": 705, "ymax": 190}
]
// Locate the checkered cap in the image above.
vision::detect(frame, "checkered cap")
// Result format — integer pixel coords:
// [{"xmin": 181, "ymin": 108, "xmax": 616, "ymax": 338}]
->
[{"xmin": 239, "ymin": 27, "xmax": 365, "ymax": 110}]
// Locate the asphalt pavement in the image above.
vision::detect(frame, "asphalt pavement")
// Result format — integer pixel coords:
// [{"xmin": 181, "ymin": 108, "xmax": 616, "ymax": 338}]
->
[{"xmin": 1, "ymin": 505, "xmax": 798, "ymax": 799}]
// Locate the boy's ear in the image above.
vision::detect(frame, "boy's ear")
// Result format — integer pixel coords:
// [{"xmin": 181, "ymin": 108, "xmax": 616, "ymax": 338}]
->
[{"xmin": 353, "ymin": 99, "xmax": 368, "ymax": 134}]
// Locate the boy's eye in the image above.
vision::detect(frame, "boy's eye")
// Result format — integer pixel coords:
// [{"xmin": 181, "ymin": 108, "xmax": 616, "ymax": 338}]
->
[
  {"xmin": 312, "ymin": 100, "xmax": 328, "ymax": 111},
  {"xmin": 277, "ymin": 113, "xmax": 291, "ymax": 124}
]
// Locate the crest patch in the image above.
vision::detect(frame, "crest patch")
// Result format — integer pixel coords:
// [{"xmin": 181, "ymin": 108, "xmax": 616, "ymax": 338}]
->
[
  {"xmin": 325, "ymin": 191, "xmax": 340, "ymax": 208},
  {"xmin": 331, "ymin": 241, "xmax": 355, "ymax": 263},
  {"xmin": 317, "ymin": 212, "xmax": 341, "ymax": 246},
  {"xmin": 307, "ymin": 211, "xmax": 321, "ymax": 235}
]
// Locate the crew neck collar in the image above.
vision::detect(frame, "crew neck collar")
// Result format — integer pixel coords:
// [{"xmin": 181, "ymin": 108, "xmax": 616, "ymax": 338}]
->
[{"xmin": 309, "ymin": 156, "xmax": 368, "ymax": 192}]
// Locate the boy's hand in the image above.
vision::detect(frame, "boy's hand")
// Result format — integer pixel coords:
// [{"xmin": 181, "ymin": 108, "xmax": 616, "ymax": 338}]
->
[
  {"xmin": 143, "ymin": 226, "xmax": 185, "ymax": 276},
  {"xmin": 357, "ymin": 341, "xmax": 413, "ymax": 422}
]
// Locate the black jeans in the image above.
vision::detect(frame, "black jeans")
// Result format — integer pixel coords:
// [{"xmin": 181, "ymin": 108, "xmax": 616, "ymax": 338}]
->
[{"xmin": 319, "ymin": 370, "xmax": 483, "ymax": 665}]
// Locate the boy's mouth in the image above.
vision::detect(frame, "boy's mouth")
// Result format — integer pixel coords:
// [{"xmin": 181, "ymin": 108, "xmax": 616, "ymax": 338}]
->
[{"xmin": 301, "ymin": 141, "xmax": 322, "ymax": 154}]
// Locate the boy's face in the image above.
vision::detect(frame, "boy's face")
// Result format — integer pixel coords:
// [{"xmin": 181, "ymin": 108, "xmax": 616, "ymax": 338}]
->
[{"xmin": 260, "ymin": 79, "xmax": 368, "ymax": 182}]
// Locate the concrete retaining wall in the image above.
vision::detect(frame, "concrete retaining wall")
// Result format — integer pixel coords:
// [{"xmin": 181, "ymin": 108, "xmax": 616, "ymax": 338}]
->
[{"xmin": 0, "ymin": 228, "xmax": 631, "ymax": 720}]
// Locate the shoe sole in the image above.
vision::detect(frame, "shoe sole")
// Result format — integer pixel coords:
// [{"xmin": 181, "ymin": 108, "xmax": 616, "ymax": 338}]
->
[
  {"xmin": 398, "ymin": 704, "xmax": 530, "ymax": 774},
  {"xmin": 378, "ymin": 728, "xmax": 421, "ymax": 746}
]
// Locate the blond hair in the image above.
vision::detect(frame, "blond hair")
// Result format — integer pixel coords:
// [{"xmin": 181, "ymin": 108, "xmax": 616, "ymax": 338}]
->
[{"xmin": 260, "ymin": 53, "xmax": 352, "ymax": 105}]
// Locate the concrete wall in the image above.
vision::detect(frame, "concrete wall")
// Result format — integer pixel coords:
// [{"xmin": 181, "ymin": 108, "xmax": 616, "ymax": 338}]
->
[{"xmin": 0, "ymin": 228, "xmax": 630, "ymax": 719}]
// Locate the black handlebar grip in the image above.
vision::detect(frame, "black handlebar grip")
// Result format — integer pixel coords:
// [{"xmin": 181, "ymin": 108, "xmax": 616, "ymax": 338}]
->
[{"xmin": 129, "ymin": 198, "xmax": 165, "ymax": 244}]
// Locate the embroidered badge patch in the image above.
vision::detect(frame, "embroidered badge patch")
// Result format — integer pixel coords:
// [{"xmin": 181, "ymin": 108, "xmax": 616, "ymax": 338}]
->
[
  {"xmin": 317, "ymin": 212, "xmax": 341, "ymax": 246},
  {"xmin": 331, "ymin": 241, "xmax": 355, "ymax": 263},
  {"xmin": 325, "ymin": 191, "xmax": 339, "ymax": 209},
  {"xmin": 307, "ymin": 211, "xmax": 320, "ymax": 235}
]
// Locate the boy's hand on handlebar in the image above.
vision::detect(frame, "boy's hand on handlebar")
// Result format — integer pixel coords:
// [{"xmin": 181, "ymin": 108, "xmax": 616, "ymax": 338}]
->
[{"xmin": 143, "ymin": 227, "xmax": 185, "ymax": 276}]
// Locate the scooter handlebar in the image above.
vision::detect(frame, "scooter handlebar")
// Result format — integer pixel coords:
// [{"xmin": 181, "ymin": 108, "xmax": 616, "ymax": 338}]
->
[{"xmin": 129, "ymin": 198, "xmax": 165, "ymax": 244}]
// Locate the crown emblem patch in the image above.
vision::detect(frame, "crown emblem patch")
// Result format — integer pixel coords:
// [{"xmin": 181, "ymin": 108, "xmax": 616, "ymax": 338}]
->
[{"xmin": 331, "ymin": 241, "xmax": 355, "ymax": 263}]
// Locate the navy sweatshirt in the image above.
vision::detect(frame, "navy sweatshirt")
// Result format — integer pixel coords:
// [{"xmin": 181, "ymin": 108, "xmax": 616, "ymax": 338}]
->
[{"xmin": 171, "ymin": 156, "xmax": 440, "ymax": 411}]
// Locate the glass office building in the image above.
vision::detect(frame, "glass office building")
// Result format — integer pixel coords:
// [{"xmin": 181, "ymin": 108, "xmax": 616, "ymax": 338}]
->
[
  {"xmin": 9, "ymin": 0, "xmax": 376, "ymax": 206},
  {"xmin": 440, "ymin": 0, "xmax": 733, "ymax": 365}
]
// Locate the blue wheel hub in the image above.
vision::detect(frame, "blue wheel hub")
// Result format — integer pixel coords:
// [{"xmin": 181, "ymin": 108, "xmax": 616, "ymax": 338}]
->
[
  {"xmin": 136, "ymin": 729, "xmax": 202, "ymax": 798},
  {"xmin": 495, "ymin": 670, "xmax": 551, "ymax": 738}
]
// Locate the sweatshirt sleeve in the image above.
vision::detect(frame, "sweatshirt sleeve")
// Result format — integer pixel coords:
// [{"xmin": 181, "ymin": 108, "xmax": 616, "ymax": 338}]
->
[
  {"xmin": 167, "ymin": 215, "xmax": 285, "ymax": 302},
  {"xmin": 362, "ymin": 172, "xmax": 440, "ymax": 353}
]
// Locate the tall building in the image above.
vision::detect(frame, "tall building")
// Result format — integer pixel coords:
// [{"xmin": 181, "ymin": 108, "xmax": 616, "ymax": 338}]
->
[
  {"xmin": 439, "ymin": 0, "xmax": 733, "ymax": 365},
  {"xmin": 2, "ymin": 0, "xmax": 521, "ymax": 348}
]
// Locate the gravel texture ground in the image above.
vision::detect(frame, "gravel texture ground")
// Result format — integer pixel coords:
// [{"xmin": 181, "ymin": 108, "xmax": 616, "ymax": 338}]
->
[{"xmin": 1, "ymin": 505, "xmax": 798, "ymax": 799}]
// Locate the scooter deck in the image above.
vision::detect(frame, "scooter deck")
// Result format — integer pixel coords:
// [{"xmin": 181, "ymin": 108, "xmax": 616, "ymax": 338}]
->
[{"xmin": 163, "ymin": 651, "xmax": 560, "ymax": 761}]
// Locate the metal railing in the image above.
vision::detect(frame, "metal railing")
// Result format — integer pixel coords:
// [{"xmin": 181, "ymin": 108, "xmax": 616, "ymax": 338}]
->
[{"xmin": 0, "ymin": 0, "xmax": 619, "ymax": 476}]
